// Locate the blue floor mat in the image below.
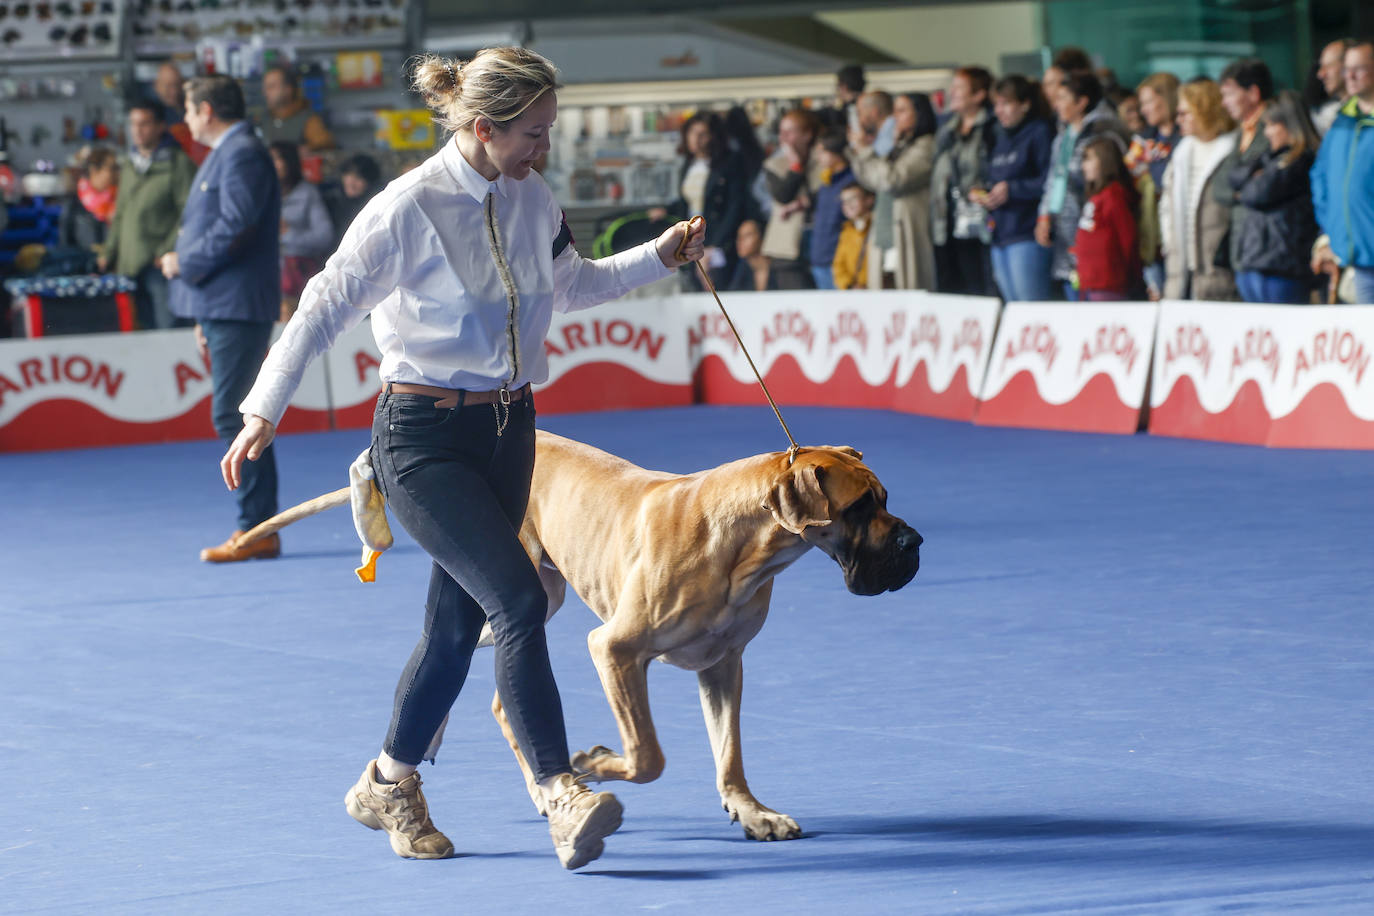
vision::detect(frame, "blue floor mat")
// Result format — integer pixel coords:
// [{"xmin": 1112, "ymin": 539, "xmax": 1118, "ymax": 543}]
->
[{"xmin": 3, "ymin": 406, "xmax": 1372, "ymax": 914}]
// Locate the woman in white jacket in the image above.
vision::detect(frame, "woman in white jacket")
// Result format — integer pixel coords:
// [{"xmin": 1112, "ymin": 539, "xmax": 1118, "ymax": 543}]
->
[{"xmin": 1158, "ymin": 77, "xmax": 1239, "ymax": 301}]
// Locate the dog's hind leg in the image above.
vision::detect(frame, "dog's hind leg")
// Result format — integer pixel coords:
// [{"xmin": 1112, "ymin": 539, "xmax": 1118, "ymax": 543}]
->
[
  {"xmin": 491, "ymin": 690, "xmax": 547, "ymax": 816},
  {"xmin": 698, "ymin": 649, "xmax": 802, "ymax": 841}
]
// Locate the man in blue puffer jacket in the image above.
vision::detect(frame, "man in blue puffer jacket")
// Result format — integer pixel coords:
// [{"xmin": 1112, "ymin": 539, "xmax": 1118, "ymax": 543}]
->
[{"xmin": 1311, "ymin": 40, "xmax": 1374, "ymax": 304}]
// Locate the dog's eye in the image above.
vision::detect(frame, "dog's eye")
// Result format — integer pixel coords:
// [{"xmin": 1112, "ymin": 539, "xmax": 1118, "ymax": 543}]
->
[{"xmin": 843, "ymin": 491, "xmax": 876, "ymax": 517}]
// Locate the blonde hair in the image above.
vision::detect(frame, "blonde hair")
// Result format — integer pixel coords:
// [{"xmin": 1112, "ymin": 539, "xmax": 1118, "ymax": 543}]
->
[
  {"xmin": 1179, "ymin": 77, "xmax": 1235, "ymax": 141},
  {"xmin": 411, "ymin": 47, "xmax": 561, "ymax": 134},
  {"xmin": 1136, "ymin": 72, "xmax": 1180, "ymax": 121}
]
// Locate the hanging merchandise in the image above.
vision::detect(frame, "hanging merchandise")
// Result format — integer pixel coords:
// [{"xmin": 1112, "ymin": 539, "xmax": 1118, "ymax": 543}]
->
[
  {"xmin": 0, "ymin": 0, "xmax": 125, "ymax": 59},
  {"xmin": 131, "ymin": 0, "xmax": 405, "ymax": 57},
  {"xmin": 79, "ymin": 107, "xmax": 110, "ymax": 142},
  {"xmin": 0, "ymin": 117, "xmax": 19, "ymax": 203},
  {"xmin": 375, "ymin": 110, "xmax": 434, "ymax": 151},
  {"xmin": 336, "ymin": 51, "xmax": 383, "ymax": 90}
]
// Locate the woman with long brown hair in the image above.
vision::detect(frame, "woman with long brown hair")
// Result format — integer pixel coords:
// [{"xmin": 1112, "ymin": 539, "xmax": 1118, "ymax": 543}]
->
[
  {"xmin": 221, "ymin": 47, "xmax": 705, "ymax": 869},
  {"xmin": 1229, "ymin": 89, "xmax": 1320, "ymax": 303},
  {"xmin": 1071, "ymin": 137, "xmax": 1141, "ymax": 300},
  {"xmin": 849, "ymin": 91, "xmax": 939, "ymax": 290}
]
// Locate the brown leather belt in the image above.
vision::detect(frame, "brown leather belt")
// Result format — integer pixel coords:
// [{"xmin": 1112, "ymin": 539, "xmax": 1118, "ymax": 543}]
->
[{"xmin": 384, "ymin": 382, "xmax": 531, "ymax": 409}]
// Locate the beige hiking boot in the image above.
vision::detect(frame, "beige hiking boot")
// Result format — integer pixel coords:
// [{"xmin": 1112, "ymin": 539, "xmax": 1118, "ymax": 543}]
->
[
  {"xmin": 545, "ymin": 772, "xmax": 624, "ymax": 870},
  {"xmin": 344, "ymin": 759, "xmax": 455, "ymax": 859}
]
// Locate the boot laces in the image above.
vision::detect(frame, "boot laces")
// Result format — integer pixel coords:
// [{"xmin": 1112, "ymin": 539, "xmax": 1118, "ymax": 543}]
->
[
  {"xmin": 386, "ymin": 775, "xmax": 432, "ymax": 832},
  {"xmin": 547, "ymin": 772, "xmax": 597, "ymax": 815}
]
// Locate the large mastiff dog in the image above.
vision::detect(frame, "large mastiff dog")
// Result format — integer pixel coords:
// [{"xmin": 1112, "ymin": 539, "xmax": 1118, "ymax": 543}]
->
[{"xmin": 465, "ymin": 430, "xmax": 922, "ymax": 841}]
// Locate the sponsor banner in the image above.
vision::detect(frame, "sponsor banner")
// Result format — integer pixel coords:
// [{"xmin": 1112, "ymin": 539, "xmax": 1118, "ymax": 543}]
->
[
  {"xmin": 539, "ymin": 299, "xmax": 693, "ymax": 414},
  {"xmin": 688, "ymin": 290, "xmax": 1000, "ymax": 420},
  {"xmin": 977, "ymin": 302, "xmax": 1158, "ymax": 434},
  {"xmin": 1150, "ymin": 302, "xmax": 1374, "ymax": 449},
  {"xmin": 325, "ymin": 301, "xmax": 696, "ymax": 430},
  {"xmin": 0, "ymin": 327, "xmax": 330, "ymax": 453},
  {"xmin": 322, "ymin": 321, "xmax": 386, "ymax": 430}
]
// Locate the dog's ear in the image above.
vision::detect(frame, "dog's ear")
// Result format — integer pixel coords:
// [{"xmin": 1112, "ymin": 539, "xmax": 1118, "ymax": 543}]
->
[
  {"xmin": 763, "ymin": 464, "xmax": 832, "ymax": 534},
  {"xmin": 823, "ymin": 445, "xmax": 863, "ymax": 460}
]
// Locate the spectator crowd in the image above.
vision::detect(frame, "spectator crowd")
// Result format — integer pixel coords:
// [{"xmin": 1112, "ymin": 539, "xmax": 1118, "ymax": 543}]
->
[
  {"xmin": 655, "ymin": 41, "xmax": 1374, "ymax": 306},
  {"xmin": 33, "ymin": 60, "xmax": 383, "ymax": 332},
  {"xmin": 29, "ymin": 38, "xmax": 1374, "ymax": 328}
]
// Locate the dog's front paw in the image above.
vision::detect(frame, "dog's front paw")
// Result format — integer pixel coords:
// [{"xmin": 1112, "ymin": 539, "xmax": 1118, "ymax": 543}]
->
[
  {"xmin": 570, "ymin": 745, "xmax": 618, "ymax": 781},
  {"xmin": 724, "ymin": 798, "xmax": 803, "ymax": 841}
]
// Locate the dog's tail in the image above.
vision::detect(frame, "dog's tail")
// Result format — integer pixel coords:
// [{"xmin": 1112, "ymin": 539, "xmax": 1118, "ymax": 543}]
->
[{"xmin": 234, "ymin": 487, "xmax": 350, "ymax": 548}]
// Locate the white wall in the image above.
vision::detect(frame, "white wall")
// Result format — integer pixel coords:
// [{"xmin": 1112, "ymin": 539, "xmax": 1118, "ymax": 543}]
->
[
  {"xmin": 818, "ymin": 2, "xmax": 1042, "ymax": 73},
  {"xmin": 530, "ymin": 17, "xmax": 838, "ymax": 84}
]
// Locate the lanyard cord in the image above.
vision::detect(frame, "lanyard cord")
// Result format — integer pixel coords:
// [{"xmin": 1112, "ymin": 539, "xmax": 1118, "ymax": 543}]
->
[{"xmin": 676, "ymin": 215, "xmax": 800, "ymax": 464}]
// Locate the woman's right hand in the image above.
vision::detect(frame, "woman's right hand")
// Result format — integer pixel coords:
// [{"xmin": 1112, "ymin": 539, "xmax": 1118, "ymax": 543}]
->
[
  {"xmin": 1034, "ymin": 216, "xmax": 1052, "ymax": 248},
  {"xmin": 983, "ymin": 181, "xmax": 1010, "ymax": 210},
  {"xmin": 221, "ymin": 414, "xmax": 276, "ymax": 491},
  {"xmin": 656, "ymin": 219, "xmax": 706, "ymax": 267}
]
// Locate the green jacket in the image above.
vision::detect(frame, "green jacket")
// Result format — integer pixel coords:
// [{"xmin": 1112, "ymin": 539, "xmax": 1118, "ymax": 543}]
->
[{"xmin": 104, "ymin": 138, "xmax": 196, "ymax": 277}]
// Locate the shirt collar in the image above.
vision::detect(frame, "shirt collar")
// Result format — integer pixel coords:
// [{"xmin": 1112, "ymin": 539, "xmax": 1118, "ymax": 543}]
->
[
  {"xmin": 209, "ymin": 120, "xmax": 247, "ymax": 150},
  {"xmin": 442, "ymin": 138, "xmax": 509, "ymax": 203}
]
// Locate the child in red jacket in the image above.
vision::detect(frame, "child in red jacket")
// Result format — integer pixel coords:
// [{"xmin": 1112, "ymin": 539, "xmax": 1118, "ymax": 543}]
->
[{"xmin": 1071, "ymin": 137, "xmax": 1140, "ymax": 301}]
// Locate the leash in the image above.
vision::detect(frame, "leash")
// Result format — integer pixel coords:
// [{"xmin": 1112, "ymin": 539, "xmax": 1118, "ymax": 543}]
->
[{"xmin": 676, "ymin": 215, "xmax": 800, "ymax": 465}]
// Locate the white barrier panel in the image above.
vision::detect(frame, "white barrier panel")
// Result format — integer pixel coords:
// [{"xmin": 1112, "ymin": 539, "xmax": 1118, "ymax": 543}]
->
[
  {"xmin": 1150, "ymin": 302, "xmax": 1374, "ymax": 449},
  {"xmin": 0, "ymin": 327, "xmax": 330, "ymax": 453},
  {"xmin": 539, "ymin": 298, "xmax": 694, "ymax": 414},
  {"xmin": 689, "ymin": 290, "xmax": 1000, "ymax": 420},
  {"xmin": 977, "ymin": 302, "xmax": 1159, "ymax": 434}
]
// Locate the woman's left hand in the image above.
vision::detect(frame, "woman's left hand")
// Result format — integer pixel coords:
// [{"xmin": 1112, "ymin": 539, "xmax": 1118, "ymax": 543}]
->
[{"xmin": 657, "ymin": 219, "xmax": 706, "ymax": 267}]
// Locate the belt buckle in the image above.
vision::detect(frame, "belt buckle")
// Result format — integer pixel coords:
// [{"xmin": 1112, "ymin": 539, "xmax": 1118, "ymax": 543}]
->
[{"xmin": 499, "ymin": 386, "xmax": 512, "ymax": 406}]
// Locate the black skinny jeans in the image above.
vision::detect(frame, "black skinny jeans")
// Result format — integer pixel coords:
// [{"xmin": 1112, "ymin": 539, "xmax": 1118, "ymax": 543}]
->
[{"xmin": 371, "ymin": 390, "xmax": 570, "ymax": 780}]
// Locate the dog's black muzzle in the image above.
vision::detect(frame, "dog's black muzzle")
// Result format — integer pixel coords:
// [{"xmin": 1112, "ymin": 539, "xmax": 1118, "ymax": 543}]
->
[{"xmin": 845, "ymin": 521, "xmax": 922, "ymax": 596}]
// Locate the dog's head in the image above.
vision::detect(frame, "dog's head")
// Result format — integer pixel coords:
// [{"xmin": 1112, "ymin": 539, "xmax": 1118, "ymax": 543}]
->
[{"xmin": 762, "ymin": 446, "xmax": 921, "ymax": 595}]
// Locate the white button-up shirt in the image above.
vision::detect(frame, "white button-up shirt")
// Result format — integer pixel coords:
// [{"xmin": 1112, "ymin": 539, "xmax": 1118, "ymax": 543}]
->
[{"xmin": 240, "ymin": 138, "xmax": 672, "ymax": 426}]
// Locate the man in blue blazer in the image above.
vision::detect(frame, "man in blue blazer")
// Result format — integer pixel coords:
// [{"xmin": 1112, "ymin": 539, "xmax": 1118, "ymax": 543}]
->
[{"xmin": 162, "ymin": 74, "xmax": 284, "ymax": 562}]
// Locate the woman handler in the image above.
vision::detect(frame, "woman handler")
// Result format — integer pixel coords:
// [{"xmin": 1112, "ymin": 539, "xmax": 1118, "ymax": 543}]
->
[{"xmin": 220, "ymin": 48, "xmax": 705, "ymax": 869}]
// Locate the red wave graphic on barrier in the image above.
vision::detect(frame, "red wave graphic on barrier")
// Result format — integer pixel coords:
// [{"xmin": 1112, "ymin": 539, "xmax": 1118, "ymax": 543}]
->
[
  {"xmin": 332, "ymin": 395, "xmax": 382, "ymax": 431},
  {"xmin": 277, "ymin": 409, "xmax": 333, "ymax": 435},
  {"xmin": 694, "ymin": 353, "xmax": 893, "ymax": 409},
  {"xmin": 536, "ymin": 362, "xmax": 693, "ymax": 415},
  {"xmin": 976, "ymin": 370, "xmax": 1141, "ymax": 434},
  {"xmin": 1268, "ymin": 382, "xmax": 1374, "ymax": 449},
  {"xmin": 891, "ymin": 362, "xmax": 978, "ymax": 421},
  {"xmin": 694, "ymin": 354, "xmax": 978, "ymax": 419},
  {"xmin": 1148, "ymin": 375, "xmax": 1270, "ymax": 445},
  {"xmin": 0, "ymin": 397, "xmax": 331, "ymax": 452}
]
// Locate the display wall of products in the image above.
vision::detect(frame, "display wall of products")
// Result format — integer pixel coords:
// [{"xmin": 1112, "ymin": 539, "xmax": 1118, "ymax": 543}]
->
[
  {"xmin": 0, "ymin": 0, "xmax": 125, "ymax": 60},
  {"xmin": 130, "ymin": 0, "xmax": 405, "ymax": 56}
]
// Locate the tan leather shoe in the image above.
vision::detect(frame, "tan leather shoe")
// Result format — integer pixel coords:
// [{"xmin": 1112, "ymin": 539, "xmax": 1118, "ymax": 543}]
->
[
  {"xmin": 199, "ymin": 531, "xmax": 281, "ymax": 563},
  {"xmin": 545, "ymin": 772, "xmax": 623, "ymax": 869},
  {"xmin": 345, "ymin": 759, "xmax": 455, "ymax": 859}
]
